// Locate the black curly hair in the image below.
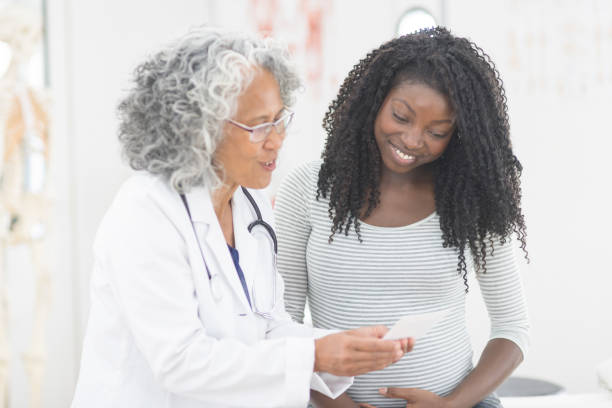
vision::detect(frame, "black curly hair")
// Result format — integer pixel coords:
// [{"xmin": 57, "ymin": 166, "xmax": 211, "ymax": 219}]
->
[{"xmin": 317, "ymin": 27, "xmax": 528, "ymax": 290}]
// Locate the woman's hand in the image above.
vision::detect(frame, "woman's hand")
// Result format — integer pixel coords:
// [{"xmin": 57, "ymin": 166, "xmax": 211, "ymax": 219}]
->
[
  {"xmin": 362, "ymin": 387, "xmax": 449, "ymax": 408},
  {"xmin": 314, "ymin": 326, "xmax": 414, "ymax": 377}
]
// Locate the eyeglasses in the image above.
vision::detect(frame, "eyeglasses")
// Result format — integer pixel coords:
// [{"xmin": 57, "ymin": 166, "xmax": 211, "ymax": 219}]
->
[{"xmin": 228, "ymin": 109, "xmax": 294, "ymax": 143}]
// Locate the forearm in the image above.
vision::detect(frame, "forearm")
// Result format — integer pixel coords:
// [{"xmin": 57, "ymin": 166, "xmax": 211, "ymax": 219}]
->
[
  {"xmin": 311, "ymin": 391, "xmax": 358, "ymax": 408},
  {"xmin": 446, "ymin": 338, "xmax": 523, "ymax": 408}
]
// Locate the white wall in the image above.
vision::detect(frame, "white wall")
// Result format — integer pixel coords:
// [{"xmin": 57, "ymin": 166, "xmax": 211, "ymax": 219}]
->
[
  {"xmin": 32, "ymin": 0, "xmax": 612, "ymax": 406},
  {"xmin": 447, "ymin": 0, "xmax": 612, "ymax": 393}
]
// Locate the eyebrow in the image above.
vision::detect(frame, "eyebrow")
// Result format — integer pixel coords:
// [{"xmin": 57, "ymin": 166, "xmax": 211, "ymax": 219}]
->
[{"xmin": 392, "ymin": 98, "xmax": 454, "ymax": 124}]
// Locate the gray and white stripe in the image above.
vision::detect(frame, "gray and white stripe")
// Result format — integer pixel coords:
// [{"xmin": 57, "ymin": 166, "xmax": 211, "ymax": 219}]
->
[{"xmin": 274, "ymin": 161, "xmax": 529, "ymax": 408}]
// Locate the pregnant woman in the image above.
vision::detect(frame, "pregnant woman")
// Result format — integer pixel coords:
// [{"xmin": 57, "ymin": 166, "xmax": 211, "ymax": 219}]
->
[{"xmin": 275, "ymin": 27, "xmax": 530, "ymax": 408}]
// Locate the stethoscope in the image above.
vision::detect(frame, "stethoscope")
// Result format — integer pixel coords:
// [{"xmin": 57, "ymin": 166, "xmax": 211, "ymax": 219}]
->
[{"xmin": 180, "ymin": 187, "xmax": 277, "ymax": 319}]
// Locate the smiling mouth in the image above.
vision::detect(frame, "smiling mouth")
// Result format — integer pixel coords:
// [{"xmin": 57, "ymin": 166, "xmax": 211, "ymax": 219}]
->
[
  {"xmin": 389, "ymin": 142, "xmax": 416, "ymax": 162},
  {"xmin": 261, "ymin": 159, "xmax": 276, "ymax": 170}
]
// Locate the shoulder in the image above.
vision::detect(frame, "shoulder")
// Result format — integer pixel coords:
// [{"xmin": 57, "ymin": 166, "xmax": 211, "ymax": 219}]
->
[
  {"xmin": 108, "ymin": 172, "xmax": 176, "ymax": 217},
  {"xmin": 95, "ymin": 172, "xmax": 181, "ymax": 246},
  {"xmin": 278, "ymin": 160, "xmax": 321, "ymax": 198},
  {"xmin": 297, "ymin": 159, "xmax": 321, "ymax": 183}
]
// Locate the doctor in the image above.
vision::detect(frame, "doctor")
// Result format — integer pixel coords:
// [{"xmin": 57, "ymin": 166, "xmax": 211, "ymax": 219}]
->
[{"xmin": 71, "ymin": 27, "xmax": 412, "ymax": 408}]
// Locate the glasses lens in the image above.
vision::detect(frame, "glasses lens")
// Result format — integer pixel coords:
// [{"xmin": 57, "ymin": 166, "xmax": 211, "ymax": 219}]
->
[
  {"xmin": 274, "ymin": 112, "xmax": 293, "ymax": 134},
  {"xmin": 248, "ymin": 111, "xmax": 293, "ymax": 143},
  {"xmin": 251, "ymin": 125, "xmax": 272, "ymax": 143}
]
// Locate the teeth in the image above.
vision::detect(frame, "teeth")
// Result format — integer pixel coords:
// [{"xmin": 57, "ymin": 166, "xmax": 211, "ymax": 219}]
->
[{"xmin": 393, "ymin": 147, "xmax": 415, "ymax": 161}]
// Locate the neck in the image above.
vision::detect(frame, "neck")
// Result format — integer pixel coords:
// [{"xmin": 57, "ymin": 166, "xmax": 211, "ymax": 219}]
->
[
  {"xmin": 211, "ymin": 181, "xmax": 239, "ymax": 222},
  {"xmin": 380, "ymin": 165, "xmax": 435, "ymax": 191}
]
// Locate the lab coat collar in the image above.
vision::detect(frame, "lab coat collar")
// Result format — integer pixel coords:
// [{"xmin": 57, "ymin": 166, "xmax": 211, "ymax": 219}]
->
[{"xmin": 182, "ymin": 185, "xmax": 216, "ymax": 223}]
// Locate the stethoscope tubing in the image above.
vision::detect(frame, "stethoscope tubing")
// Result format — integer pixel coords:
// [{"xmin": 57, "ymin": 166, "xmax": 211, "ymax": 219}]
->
[
  {"xmin": 179, "ymin": 187, "xmax": 277, "ymax": 315},
  {"xmin": 241, "ymin": 186, "xmax": 278, "ymax": 254}
]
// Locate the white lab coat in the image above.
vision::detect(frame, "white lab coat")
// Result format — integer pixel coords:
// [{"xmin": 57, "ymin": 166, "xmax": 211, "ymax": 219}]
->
[{"xmin": 71, "ymin": 173, "xmax": 351, "ymax": 408}]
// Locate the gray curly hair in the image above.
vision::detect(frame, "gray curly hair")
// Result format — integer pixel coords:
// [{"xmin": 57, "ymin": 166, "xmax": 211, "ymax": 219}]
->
[{"xmin": 118, "ymin": 26, "xmax": 301, "ymax": 192}]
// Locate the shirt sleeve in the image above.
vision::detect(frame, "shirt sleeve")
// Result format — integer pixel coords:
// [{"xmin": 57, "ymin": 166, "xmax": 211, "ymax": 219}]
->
[
  {"xmin": 475, "ymin": 237, "xmax": 530, "ymax": 358},
  {"xmin": 274, "ymin": 161, "xmax": 317, "ymax": 323},
  {"xmin": 264, "ymin": 279, "xmax": 353, "ymax": 400}
]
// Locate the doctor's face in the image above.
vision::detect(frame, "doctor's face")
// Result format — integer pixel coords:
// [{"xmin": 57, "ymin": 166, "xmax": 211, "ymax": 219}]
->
[{"xmin": 215, "ymin": 68, "xmax": 286, "ymax": 190}]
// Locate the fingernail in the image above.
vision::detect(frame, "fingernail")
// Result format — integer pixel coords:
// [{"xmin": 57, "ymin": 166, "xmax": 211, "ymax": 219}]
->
[{"xmin": 379, "ymin": 387, "xmax": 387, "ymax": 395}]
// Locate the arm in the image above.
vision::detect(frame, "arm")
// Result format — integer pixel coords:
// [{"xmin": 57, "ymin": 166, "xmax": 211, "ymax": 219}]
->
[
  {"xmin": 379, "ymin": 238, "xmax": 530, "ymax": 407},
  {"xmin": 444, "ymin": 338, "xmax": 522, "ymax": 407},
  {"xmin": 274, "ymin": 162, "xmax": 315, "ymax": 323},
  {"xmin": 445, "ymin": 238, "xmax": 529, "ymax": 407},
  {"xmin": 448, "ymin": 238, "xmax": 530, "ymax": 406},
  {"xmin": 380, "ymin": 339, "xmax": 522, "ymax": 408}
]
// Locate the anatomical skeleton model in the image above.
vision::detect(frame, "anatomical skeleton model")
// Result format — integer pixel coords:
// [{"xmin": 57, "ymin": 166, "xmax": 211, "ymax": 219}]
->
[{"xmin": 0, "ymin": 5, "xmax": 51, "ymax": 408}]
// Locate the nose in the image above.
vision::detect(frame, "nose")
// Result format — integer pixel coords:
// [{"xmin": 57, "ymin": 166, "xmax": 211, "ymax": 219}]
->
[{"xmin": 400, "ymin": 128, "xmax": 424, "ymax": 149}]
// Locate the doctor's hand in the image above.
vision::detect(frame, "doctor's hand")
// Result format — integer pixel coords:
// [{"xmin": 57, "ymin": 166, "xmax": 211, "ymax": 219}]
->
[{"xmin": 313, "ymin": 326, "xmax": 414, "ymax": 377}]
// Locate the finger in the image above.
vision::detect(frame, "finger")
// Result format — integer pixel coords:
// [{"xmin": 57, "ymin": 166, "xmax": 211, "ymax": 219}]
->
[
  {"xmin": 351, "ymin": 337, "xmax": 402, "ymax": 353},
  {"xmin": 347, "ymin": 351, "xmax": 405, "ymax": 375},
  {"xmin": 379, "ymin": 387, "xmax": 415, "ymax": 400},
  {"xmin": 350, "ymin": 325, "xmax": 389, "ymax": 339},
  {"xmin": 400, "ymin": 337, "xmax": 415, "ymax": 353},
  {"xmin": 368, "ymin": 325, "xmax": 389, "ymax": 338},
  {"xmin": 349, "ymin": 346, "xmax": 404, "ymax": 366},
  {"xmin": 399, "ymin": 339, "xmax": 408, "ymax": 353},
  {"xmin": 358, "ymin": 404, "xmax": 378, "ymax": 408},
  {"xmin": 344, "ymin": 359, "xmax": 394, "ymax": 376}
]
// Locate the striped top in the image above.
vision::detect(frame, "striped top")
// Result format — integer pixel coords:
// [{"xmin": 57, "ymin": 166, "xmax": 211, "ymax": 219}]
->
[{"xmin": 274, "ymin": 161, "xmax": 529, "ymax": 408}]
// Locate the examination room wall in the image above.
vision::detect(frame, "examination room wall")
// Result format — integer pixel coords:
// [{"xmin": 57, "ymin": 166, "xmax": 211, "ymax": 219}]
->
[{"xmin": 5, "ymin": 0, "xmax": 609, "ymax": 407}]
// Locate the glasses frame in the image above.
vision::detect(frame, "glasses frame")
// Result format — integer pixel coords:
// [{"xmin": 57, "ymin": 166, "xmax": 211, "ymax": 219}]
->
[{"xmin": 228, "ymin": 109, "xmax": 294, "ymax": 143}]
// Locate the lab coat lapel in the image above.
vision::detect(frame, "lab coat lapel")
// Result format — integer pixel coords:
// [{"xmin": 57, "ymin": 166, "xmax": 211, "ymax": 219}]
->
[{"xmin": 184, "ymin": 187, "xmax": 252, "ymax": 312}]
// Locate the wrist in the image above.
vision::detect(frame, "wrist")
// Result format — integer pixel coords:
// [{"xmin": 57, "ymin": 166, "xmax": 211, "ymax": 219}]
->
[{"xmin": 313, "ymin": 338, "xmax": 321, "ymax": 372}]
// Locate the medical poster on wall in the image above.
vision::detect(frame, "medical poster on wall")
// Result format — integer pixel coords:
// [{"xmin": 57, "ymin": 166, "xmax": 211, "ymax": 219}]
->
[{"xmin": 501, "ymin": 0, "xmax": 612, "ymax": 96}]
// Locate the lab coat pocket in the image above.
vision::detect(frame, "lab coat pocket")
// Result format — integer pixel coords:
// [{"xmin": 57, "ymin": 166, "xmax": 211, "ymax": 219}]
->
[{"xmin": 194, "ymin": 274, "xmax": 239, "ymax": 339}]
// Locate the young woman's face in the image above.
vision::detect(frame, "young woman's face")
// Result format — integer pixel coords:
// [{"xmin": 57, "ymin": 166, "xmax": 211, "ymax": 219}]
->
[
  {"xmin": 374, "ymin": 81, "xmax": 455, "ymax": 177},
  {"xmin": 215, "ymin": 68, "xmax": 286, "ymax": 190}
]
